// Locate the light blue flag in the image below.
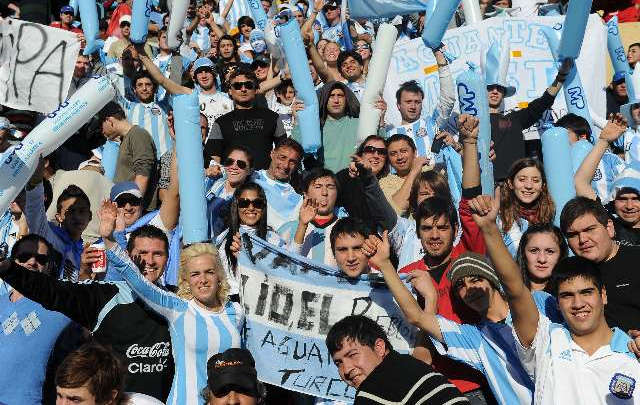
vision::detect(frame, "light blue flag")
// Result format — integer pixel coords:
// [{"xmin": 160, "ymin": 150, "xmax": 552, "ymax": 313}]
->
[
  {"xmin": 238, "ymin": 233, "xmax": 417, "ymax": 403},
  {"xmin": 349, "ymin": 0, "xmax": 431, "ymax": 19}
]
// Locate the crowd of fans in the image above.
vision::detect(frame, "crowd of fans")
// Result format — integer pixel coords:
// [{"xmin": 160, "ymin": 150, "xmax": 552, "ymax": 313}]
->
[{"xmin": 1, "ymin": 0, "xmax": 640, "ymax": 404}]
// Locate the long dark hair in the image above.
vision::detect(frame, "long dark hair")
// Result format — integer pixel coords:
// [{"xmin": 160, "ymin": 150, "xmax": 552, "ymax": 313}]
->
[
  {"xmin": 516, "ymin": 223, "xmax": 568, "ymax": 291},
  {"xmin": 499, "ymin": 158, "xmax": 555, "ymax": 232},
  {"xmin": 318, "ymin": 81, "xmax": 360, "ymax": 130},
  {"xmin": 224, "ymin": 182, "xmax": 268, "ymax": 269},
  {"xmin": 356, "ymin": 135, "xmax": 389, "ymax": 178}
]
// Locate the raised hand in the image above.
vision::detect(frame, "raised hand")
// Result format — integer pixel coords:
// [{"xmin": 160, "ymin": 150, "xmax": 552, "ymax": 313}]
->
[
  {"xmin": 600, "ymin": 113, "xmax": 628, "ymax": 143},
  {"xmin": 299, "ymin": 197, "xmax": 318, "ymax": 225},
  {"xmin": 98, "ymin": 200, "xmax": 119, "ymax": 239},
  {"xmin": 230, "ymin": 232, "xmax": 242, "ymax": 257},
  {"xmin": 469, "ymin": 187, "xmax": 500, "ymax": 229},
  {"xmin": 458, "ymin": 114, "xmax": 479, "ymax": 142},
  {"xmin": 369, "ymin": 231, "xmax": 391, "ymax": 269},
  {"xmin": 408, "ymin": 270, "xmax": 438, "ymax": 311}
]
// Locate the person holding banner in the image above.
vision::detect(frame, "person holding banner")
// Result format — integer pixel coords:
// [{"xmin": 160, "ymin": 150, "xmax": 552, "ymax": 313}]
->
[
  {"xmin": 326, "ymin": 315, "xmax": 468, "ymax": 404},
  {"xmin": 218, "ymin": 182, "xmax": 288, "ymax": 298},
  {"xmin": 100, "ymin": 202, "xmax": 244, "ymax": 405}
]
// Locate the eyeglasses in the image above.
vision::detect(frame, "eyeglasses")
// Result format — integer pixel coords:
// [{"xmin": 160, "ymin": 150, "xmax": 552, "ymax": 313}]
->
[
  {"xmin": 238, "ymin": 198, "xmax": 265, "ymax": 209},
  {"xmin": 486, "ymin": 84, "xmax": 504, "ymax": 93},
  {"xmin": 356, "ymin": 44, "xmax": 370, "ymax": 50},
  {"xmin": 223, "ymin": 157, "xmax": 248, "ymax": 169},
  {"xmin": 231, "ymin": 81, "xmax": 256, "ymax": 90},
  {"xmin": 15, "ymin": 252, "xmax": 49, "ymax": 266},
  {"xmin": 362, "ymin": 145, "xmax": 387, "ymax": 156},
  {"xmin": 62, "ymin": 11, "xmax": 74, "ymax": 15},
  {"xmin": 120, "ymin": 22, "xmax": 131, "ymax": 27},
  {"xmin": 324, "ymin": 5, "xmax": 338, "ymax": 11},
  {"xmin": 115, "ymin": 195, "xmax": 142, "ymax": 207}
]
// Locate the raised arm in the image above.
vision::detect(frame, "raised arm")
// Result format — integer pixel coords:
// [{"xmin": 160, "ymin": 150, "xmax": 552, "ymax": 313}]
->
[
  {"xmin": 574, "ymin": 114, "xmax": 627, "ymax": 200},
  {"xmin": 433, "ymin": 49, "xmax": 455, "ymax": 127},
  {"xmin": 158, "ymin": 148, "xmax": 180, "ymax": 231},
  {"xmin": 469, "ymin": 191, "xmax": 538, "ymax": 347},
  {"xmin": 304, "ymin": 30, "xmax": 337, "ymax": 83},
  {"xmin": 134, "ymin": 43, "xmax": 191, "ymax": 95},
  {"xmin": 389, "ymin": 156, "xmax": 429, "ymax": 214},
  {"xmin": 460, "ymin": 114, "xmax": 481, "ymax": 190},
  {"xmin": 370, "ymin": 232, "xmax": 444, "ymax": 342}
]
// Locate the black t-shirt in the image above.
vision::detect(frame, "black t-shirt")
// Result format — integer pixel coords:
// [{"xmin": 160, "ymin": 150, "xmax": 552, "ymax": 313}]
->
[
  {"xmin": 206, "ymin": 107, "xmax": 285, "ymax": 169},
  {"xmin": 597, "ymin": 245, "xmax": 640, "ymax": 332},
  {"xmin": 602, "ymin": 199, "xmax": 640, "ymax": 246}
]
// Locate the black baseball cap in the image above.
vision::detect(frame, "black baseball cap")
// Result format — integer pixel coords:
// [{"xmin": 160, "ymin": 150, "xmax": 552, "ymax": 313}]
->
[{"xmin": 207, "ymin": 348, "xmax": 259, "ymax": 397}]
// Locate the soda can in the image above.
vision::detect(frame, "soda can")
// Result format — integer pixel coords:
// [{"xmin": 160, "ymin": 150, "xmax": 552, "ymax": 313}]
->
[{"xmin": 91, "ymin": 241, "xmax": 107, "ymax": 273}]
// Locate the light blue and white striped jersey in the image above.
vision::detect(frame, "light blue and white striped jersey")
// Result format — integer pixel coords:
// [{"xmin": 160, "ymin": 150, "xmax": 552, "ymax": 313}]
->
[
  {"xmin": 432, "ymin": 291, "xmax": 561, "ymax": 405},
  {"xmin": 252, "ymin": 170, "xmax": 303, "ymax": 231},
  {"xmin": 592, "ymin": 152, "xmax": 626, "ymax": 202},
  {"xmin": 218, "ymin": 0, "xmax": 252, "ymax": 29},
  {"xmin": 278, "ymin": 209, "xmax": 349, "ymax": 267},
  {"xmin": 614, "ymin": 127, "xmax": 640, "ymax": 163},
  {"xmin": 190, "ymin": 25, "xmax": 211, "ymax": 54},
  {"xmin": 205, "ymin": 174, "xmax": 234, "ymax": 201},
  {"xmin": 346, "ymin": 80, "xmax": 366, "ymax": 102},
  {"xmin": 107, "ymin": 244, "xmax": 244, "ymax": 405},
  {"xmin": 0, "ymin": 209, "xmax": 18, "ymax": 258},
  {"xmin": 497, "ymin": 217, "xmax": 529, "ymax": 258},
  {"xmin": 389, "ymin": 216, "xmax": 424, "ymax": 269},
  {"xmin": 118, "ymin": 95, "xmax": 172, "ymax": 159},
  {"xmin": 387, "ymin": 117, "xmax": 438, "ymax": 162}
]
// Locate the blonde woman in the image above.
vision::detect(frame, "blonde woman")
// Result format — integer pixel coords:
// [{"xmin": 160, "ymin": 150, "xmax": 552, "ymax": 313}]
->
[{"xmin": 101, "ymin": 201, "xmax": 243, "ymax": 405}]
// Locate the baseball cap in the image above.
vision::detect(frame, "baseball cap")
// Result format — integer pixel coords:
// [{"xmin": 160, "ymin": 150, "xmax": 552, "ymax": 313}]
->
[
  {"xmin": 193, "ymin": 57, "xmax": 215, "ymax": 74},
  {"xmin": 250, "ymin": 54, "xmax": 270, "ymax": 69},
  {"xmin": 613, "ymin": 71, "xmax": 626, "ymax": 85},
  {"xmin": 119, "ymin": 14, "xmax": 132, "ymax": 25},
  {"xmin": 207, "ymin": 348, "xmax": 259, "ymax": 397},
  {"xmin": 60, "ymin": 5, "xmax": 74, "ymax": 14},
  {"xmin": 448, "ymin": 252, "xmax": 502, "ymax": 292},
  {"xmin": 110, "ymin": 181, "xmax": 142, "ymax": 201}
]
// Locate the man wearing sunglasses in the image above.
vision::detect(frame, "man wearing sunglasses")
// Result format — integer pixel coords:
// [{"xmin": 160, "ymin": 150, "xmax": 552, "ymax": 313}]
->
[
  {"xmin": 208, "ymin": 67, "xmax": 287, "ymax": 169},
  {"xmin": 0, "ymin": 234, "xmax": 72, "ymax": 405},
  {"xmin": 0, "ymin": 225, "xmax": 175, "ymax": 402}
]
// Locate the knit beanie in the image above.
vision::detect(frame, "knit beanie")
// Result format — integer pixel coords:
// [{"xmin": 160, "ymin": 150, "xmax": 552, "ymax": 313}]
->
[{"xmin": 448, "ymin": 252, "xmax": 502, "ymax": 292}]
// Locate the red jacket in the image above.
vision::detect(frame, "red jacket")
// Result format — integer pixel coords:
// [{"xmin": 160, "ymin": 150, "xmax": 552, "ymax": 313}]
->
[
  {"xmin": 399, "ymin": 198, "xmax": 487, "ymax": 394},
  {"xmin": 50, "ymin": 21, "xmax": 83, "ymax": 34}
]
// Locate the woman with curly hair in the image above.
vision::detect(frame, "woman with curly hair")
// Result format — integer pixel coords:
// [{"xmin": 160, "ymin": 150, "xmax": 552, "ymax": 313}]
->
[
  {"xmin": 498, "ymin": 158, "xmax": 555, "ymax": 256},
  {"xmin": 102, "ymin": 199, "xmax": 243, "ymax": 405}
]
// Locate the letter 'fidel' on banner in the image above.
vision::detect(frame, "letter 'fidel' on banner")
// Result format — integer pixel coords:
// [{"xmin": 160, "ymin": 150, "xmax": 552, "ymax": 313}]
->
[{"xmin": 0, "ymin": 75, "xmax": 116, "ymax": 212}]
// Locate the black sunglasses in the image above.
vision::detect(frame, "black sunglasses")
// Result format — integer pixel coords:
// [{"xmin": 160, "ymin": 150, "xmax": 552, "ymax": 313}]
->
[
  {"xmin": 363, "ymin": 145, "xmax": 387, "ymax": 156},
  {"xmin": 62, "ymin": 11, "xmax": 74, "ymax": 15},
  {"xmin": 324, "ymin": 5, "xmax": 338, "ymax": 11},
  {"xmin": 120, "ymin": 21, "xmax": 131, "ymax": 27},
  {"xmin": 231, "ymin": 81, "xmax": 256, "ymax": 90},
  {"xmin": 486, "ymin": 84, "xmax": 505, "ymax": 92},
  {"xmin": 223, "ymin": 157, "xmax": 248, "ymax": 169},
  {"xmin": 115, "ymin": 194, "xmax": 142, "ymax": 208},
  {"xmin": 238, "ymin": 198, "xmax": 265, "ymax": 209},
  {"xmin": 15, "ymin": 252, "xmax": 49, "ymax": 266}
]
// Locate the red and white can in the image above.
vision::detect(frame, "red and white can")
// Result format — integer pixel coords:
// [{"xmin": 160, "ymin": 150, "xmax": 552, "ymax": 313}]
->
[{"xmin": 91, "ymin": 241, "xmax": 107, "ymax": 273}]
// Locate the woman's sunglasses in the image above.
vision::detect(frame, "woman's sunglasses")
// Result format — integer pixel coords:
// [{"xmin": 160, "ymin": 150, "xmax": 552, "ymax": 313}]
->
[
  {"xmin": 238, "ymin": 198, "xmax": 265, "ymax": 209},
  {"xmin": 362, "ymin": 145, "xmax": 387, "ymax": 156},
  {"xmin": 15, "ymin": 252, "xmax": 49, "ymax": 266}
]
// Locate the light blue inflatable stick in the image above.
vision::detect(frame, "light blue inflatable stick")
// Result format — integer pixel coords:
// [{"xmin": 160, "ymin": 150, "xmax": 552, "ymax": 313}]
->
[
  {"xmin": 247, "ymin": 0, "xmax": 269, "ymax": 31},
  {"xmin": 78, "ymin": 0, "xmax": 104, "ymax": 55},
  {"xmin": 422, "ymin": 0, "xmax": 461, "ymax": 49},
  {"xmin": 570, "ymin": 139, "xmax": 593, "ymax": 174},
  {"xmin": 173, "ymin": 91, "xmax": 208, "ymax": 244},
  {"xmin": 101, "ymin": 140, "xmax": 120, "ymax": 181},
  {"xmin": 541, "ymin": 127, "xmax": 576, "ymax": 226},
  {"xmin": 130, "ymin": 0, "xmax": 152, "ymax": 43},
  {"xmin": 557, "ymin": 0, "xmax": 593, "ymax": 61},
  {"xmin": 69, "ymin": 0, "xmax": 78, "ymax": 15},
  {"xmin": 456, "ymin": 64, "xmax": 494, "ymax": 194},
  {"xmin": 606, "ymin": 17, "xmax": 629, "ymax": 75},
  {"xmin": 277, "ymin": 19, "xmax": 321, "ymax": 154},
  {"xmin": 541, "ymin": 26, "xmax": 594, "ymax": 130}
]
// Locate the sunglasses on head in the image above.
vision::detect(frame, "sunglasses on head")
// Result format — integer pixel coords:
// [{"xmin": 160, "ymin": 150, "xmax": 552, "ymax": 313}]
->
[
  {"xmin": 363, "ymin": 145, "xmax": 387, "ymax": 156},
  {"xmin": 238, "ymin": 198, "xmax": 265, "ymax": 209},
  {"xmin": 15, "ymin": 252, "xmax": 49, "ymax": 266},
  {"xmin": 223, "ymin": 157, "xmax": 248, "ymax": 169},
  {"xmin": 115, "ymin": 194, "xmax": 142, "ymax": 208},
  {"xmin": 231, "ymin": 81, "xmax": 256, "ymax": 90}
]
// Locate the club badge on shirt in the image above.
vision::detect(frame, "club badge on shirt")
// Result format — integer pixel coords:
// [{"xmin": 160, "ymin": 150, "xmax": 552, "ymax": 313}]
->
[
  {"xmin": 610, "ymin": 373, "xmax": 635, "ymax": 400},
  {"xmin": 416, "ymin": 127, "xmax": 427, "ymax": 138}
]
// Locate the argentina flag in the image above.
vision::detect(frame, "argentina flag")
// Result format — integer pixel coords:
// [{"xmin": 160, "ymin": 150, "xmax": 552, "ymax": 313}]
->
[
  {"xmin": 238, "ymin": 234, "xmax": 417, "ymax": 402},
  {"xmin": 219, "ymin": 0, "xmax": 254, "ymax": 28}
]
